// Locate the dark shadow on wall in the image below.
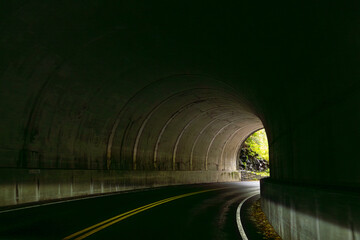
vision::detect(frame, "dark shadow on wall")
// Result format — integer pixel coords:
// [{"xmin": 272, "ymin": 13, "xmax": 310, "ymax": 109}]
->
[{"xmin": 260, "ymin": 178, "xmax": 360, "ymax": 239}]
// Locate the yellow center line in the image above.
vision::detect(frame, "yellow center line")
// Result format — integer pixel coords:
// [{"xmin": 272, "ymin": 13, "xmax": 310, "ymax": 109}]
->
[
  {"xmin": 63, "ymin": 195, "xmax": 185, "ymax": 239},
  {"xmin": 63, "ymin": 188, "xmax": 227, "ymax": 240}
]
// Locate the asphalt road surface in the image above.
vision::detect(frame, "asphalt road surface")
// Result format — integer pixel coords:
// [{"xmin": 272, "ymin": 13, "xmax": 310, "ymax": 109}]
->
[{"xmin": 0, "ymin": 182, "xmax": 260, "ymax": 240}]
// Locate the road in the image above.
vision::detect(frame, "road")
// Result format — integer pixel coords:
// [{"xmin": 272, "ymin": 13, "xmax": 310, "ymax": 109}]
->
[{"xmin": 0, "ymin": 182, "xmax": 260, "ymax": 240}]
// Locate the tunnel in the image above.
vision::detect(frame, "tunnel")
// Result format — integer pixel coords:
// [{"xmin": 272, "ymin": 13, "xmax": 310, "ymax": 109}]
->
[{"xmin": 1, "ymin": 1, "xmax": 359, "ymax": 239}]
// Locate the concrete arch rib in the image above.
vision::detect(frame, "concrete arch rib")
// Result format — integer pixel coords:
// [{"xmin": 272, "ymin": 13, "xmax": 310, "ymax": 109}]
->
[
  {"xmin": 131, "ymin": 88, "xmax": 242, "ymax": 170},
  {"xmin": 218, "ymin": 127, "xmax": 263, "ymax": 171},
  {"xmin": 232, "ymin": 128, "xmax": 264, "ymax": 162},
  {"xmin": 107, "ymin": 77, "xmax": 249, "ymax": 170},
  {"xmin": 152, "ymin": 98, "xmax": 242, "ymax": 170},
  {"xmin": 107, "ymin": 82, "xmax": 228, "ymax": 169},
  {"xmin": 132, "ymin": 87, "xmax": 215, "ymax": 170},
  {"xmin": 204, "ymin": 121, "xmax": 243, "ymax": 170},
  {"xmin": 153, "ymin": 99, "xmax": 207, "ymax": 169},
  {"xmin": 218, "ymin": 126, "xmax": 247, "ymax": 170},
  {"xmin": 189, "ymin": 112, "xmax": 237, "ymax": 170},
  {"xmin": 171, "ymin": 106, "xmax": 236, "ymax": 171},
  {"xmin": 105, "ymin": 80, "xmax": 168, "ymax": 169},
  {"xmin": 218, "ymin": 125, "xmax": 262, "ymax": 171}
]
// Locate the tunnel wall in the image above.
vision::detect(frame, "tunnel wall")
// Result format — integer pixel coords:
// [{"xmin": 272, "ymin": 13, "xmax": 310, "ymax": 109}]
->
[
  {"xmin": 0, "ymin": 2, "xmax": 264, "ymax": 207},
  {"xmin": 0, "ymin": 73, "xmax": 262, "ymax": 207},
  {"xmin": 261, "ymin": 178, "xmax": 360, "ymax": 240},
  {"xmin": 0, "ymin": 169, "xmax": 240, "ymax": 207}
]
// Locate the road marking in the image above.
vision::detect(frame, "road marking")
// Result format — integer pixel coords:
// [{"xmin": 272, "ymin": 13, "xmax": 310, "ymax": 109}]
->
[
  {"xmin": 63, "ymin": 188, "xmax": 227, "ymax": 240},
  {"xmin": 236, "ymin": 192, "xmax": 259, "ymax": 240},
  {"xmin": 0, "ymin": 184, "xmax": 208, "ymax": 214},
  {"xmin": 0, "ymin": 189, "xmax": 156, "ymax": 214}
]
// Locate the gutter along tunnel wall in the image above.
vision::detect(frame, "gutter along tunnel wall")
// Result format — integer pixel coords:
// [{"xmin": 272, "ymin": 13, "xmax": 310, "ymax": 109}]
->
[{"xmin": 1, "ymin": 1, "xmax": 360, "ymax": 239}]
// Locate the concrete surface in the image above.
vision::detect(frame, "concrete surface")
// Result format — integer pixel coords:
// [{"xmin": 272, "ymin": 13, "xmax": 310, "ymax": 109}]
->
[
  {"xmin": 0, "ymin": 168, "xmax": 240, "ymax": 207},
  {"xmin": 261, "ymin": 178, "xmax": 360, "ymax": 240},
  {"xmin": 0, "ymin": 1, "xmax": 359, "ymax": 238},
  {"xmin": 240, "ymin": 170, "xmax": 265, "ymax": 181}
]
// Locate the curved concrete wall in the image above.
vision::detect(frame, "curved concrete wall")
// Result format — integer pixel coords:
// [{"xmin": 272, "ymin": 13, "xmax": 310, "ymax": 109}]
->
[
  {"xmin": 0, "ymin": 67, "xmax": 262, "ymax": 206},
  {"xmin": 0, "ymin": 73, "xmax": 262, "ymax": 171},
  {"xmin": 261, "ymin": 179, "xmax": 360, "ymax": 240},
  {"xmin": 1, "ymin": 1, "xmax": 359, "ymax": 238},
  {"xmin": 0, "ymin": 2, "xmax": 265, "ymax": 206}
]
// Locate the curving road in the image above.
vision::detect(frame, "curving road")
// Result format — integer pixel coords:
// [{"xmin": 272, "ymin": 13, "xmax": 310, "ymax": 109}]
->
[{"xmin": 0, "ymin": 182, "xmax": 260, "ymax": 240}]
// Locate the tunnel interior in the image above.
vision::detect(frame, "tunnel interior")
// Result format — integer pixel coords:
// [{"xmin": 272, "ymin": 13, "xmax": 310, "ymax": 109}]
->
[
  {"xmin": 106, "ymin": 78, "xmax": 263, "ymax": 172},
  {"xmin": 1, "ymin": 1, "xmax": 360, "ymax": 239},
  {"xmin": 16, "ymin": 76, "xmax": 263, "ymax": 172}
]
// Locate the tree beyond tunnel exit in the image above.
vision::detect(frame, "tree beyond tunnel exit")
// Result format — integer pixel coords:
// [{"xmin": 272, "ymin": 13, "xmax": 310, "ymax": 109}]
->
[{"xmin": 239, "ymin": 129, "xmax": 269, "ymax": 173}]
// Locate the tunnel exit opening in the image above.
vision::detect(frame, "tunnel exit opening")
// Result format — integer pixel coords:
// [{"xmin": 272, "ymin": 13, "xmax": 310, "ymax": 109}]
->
[{"xmin": 237, "ymin": 129, "xmax": 270, "ymax": 177}]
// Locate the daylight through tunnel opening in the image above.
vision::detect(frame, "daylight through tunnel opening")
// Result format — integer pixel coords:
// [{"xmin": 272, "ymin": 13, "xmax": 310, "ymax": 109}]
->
[{"xmin": 238, "ymin": 129, "xmax": 269, "ymax": 176}]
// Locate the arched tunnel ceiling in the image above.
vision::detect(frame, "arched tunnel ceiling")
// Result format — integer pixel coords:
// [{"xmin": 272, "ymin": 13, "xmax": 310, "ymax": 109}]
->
[
  {"xmin": 0, "ymin": 0, "xmax": 359, "ymax": 188},
  {"xmin": 107, "ymin": 78, "xmax": 262, "ymax": 171},
  {"xmin": 4, "ymin": 67, "xmax": 263, "ymax": 172}
]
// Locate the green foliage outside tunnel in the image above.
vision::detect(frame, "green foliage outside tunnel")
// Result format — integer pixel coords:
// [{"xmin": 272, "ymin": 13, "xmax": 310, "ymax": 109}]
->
[
  {"xmin": 244, "ymin": 129, "xmax": 269, "ymax": 161},
  {"xmin": 239, "ymin": 129, "xmax": 269, "ymax": 176}
]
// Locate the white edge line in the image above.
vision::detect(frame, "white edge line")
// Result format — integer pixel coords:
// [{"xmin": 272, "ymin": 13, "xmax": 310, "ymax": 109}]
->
[
  {"xmin": 0, "ymin": 187, "xmax": 162, "ymax": 214},
  {"xmin": 236, "ymin": 191, "xmax": 260, "ymax": 240},
  {"xmin": 0, "ymin": 184, "xmax": 236, "ymax": 214},
  {"xmin": 0, "ymin": 192, "xmax": 123, "ymax": 214}
]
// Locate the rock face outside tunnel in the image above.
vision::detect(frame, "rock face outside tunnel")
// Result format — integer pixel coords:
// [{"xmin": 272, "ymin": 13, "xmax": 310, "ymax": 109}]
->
[{"xmin": 239, "ymin": 148, "xmax": 269, "ymax": 172}]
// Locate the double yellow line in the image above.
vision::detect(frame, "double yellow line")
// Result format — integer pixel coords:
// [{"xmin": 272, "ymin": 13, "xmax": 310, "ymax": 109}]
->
[{"xmin": 63, "ymin": 188, "xmax": 225, "ymax": 240}]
